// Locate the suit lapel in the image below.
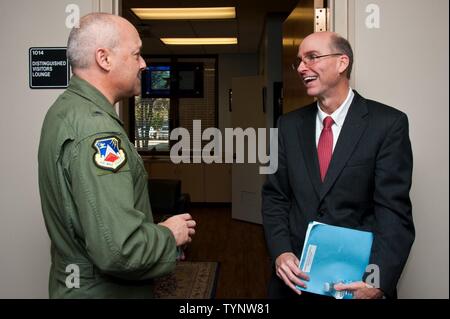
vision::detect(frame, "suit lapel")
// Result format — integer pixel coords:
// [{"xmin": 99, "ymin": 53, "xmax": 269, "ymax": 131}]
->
[
  {"xmin": 319, "ymin": 92, "xmax": 369, "ymax": 201},
  {"xmin": 297, "ymin": 105, "xmax": 322, "ymax": 198}
]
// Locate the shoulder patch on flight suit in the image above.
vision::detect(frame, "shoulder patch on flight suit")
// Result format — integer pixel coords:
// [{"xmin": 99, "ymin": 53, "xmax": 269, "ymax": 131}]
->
[{"xmin": 92, "ymin": 136, "xmax": 127, "ymax": 172}]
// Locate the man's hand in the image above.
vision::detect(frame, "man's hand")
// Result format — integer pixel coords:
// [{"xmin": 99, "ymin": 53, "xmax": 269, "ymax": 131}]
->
[
  {"xmin": 275, "ymin": 252, "xmax": 310, "ymax": 295},
  {"xmin": 334, "ymin": 282, "xmax": 384, "ymax": 299},
  {"xmin": 158, "ymin": 213, "xmax": 196, "ymax": 246}
]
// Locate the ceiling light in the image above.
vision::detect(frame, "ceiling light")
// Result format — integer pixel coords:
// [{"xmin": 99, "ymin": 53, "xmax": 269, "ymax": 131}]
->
[
  {"xmin": 131, "ymin": 7, "xmax": 236, "ymax": 20},
  {"xmin": 160, "ymin": 38, "xmax": 238, "ymax": 45}
]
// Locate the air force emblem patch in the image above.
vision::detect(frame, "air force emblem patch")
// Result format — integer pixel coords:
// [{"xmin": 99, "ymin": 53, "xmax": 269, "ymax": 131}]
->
[{"xmin": 92, "ymin": 136, "xmax": 127, "ymax": 172}]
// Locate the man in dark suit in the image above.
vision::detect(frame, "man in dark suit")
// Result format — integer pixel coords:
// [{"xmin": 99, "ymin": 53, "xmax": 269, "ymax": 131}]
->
[{"xmin": 262, "ymin": 31, "xmax": 414, "ymax": 299}]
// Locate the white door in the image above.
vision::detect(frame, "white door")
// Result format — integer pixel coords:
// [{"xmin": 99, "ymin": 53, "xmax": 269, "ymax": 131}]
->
[{"xmin": 231, "ymin": 76, "xmax": 266, "ymax": 224}]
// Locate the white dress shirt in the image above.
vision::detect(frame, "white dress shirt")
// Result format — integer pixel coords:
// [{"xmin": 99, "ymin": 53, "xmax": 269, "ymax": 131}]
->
[{"xmin": 316, "ymin": 88, "xmax": 355, "ymax": 151}]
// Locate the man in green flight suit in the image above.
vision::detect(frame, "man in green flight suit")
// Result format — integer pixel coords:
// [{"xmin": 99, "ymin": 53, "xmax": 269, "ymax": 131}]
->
[{"xmin": 38, "ymin": 12, "xmax": 196, "ymax": 298}]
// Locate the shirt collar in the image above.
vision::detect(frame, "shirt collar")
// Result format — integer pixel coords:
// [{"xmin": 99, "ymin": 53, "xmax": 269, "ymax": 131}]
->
[
  {"xmin": 317, "ymin": 88, "xmax": 354, "ymax": 128},
  {"xmin": 67, "ymin": 75, "xmax": 124, "ymax": 126}
]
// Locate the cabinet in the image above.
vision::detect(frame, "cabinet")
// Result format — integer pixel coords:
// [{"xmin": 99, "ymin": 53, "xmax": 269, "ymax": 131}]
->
[
  {"xmin": 204, "ymin": 164, "xmax": 232, "ymax": 202},
  {"xmin": 143, "ymin": 158, "xmax": 231, "ymax": 203}
]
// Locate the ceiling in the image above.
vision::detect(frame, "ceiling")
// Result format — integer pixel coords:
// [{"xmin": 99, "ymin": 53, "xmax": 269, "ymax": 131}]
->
[{"xmin": 121, "ymin": 0, "xmax": 299, "ymax": 55}]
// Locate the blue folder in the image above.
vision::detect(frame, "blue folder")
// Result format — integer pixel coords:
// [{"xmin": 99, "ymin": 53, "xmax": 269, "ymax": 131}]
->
[{"xmin": 297, "ymin": 222, "xmax": 373, "ymax": 299}]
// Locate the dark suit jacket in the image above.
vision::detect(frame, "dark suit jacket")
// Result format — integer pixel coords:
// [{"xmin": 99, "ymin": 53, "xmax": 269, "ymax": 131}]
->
[{"xmin": 262, "ymin": 91, "xmax": 415, "ymax": 298}]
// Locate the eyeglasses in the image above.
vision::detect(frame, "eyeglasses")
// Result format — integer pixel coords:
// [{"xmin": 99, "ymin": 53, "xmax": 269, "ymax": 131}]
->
[{"xmin": 291, "ymin": 53, "xmax": 344, "ymax": 70}]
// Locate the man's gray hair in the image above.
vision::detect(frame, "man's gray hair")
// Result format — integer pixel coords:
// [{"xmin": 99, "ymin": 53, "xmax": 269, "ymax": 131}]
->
[
  {"xmin": 330, "ymin": 34, "xmax": 354, "ymax": 79},
  {"xmin": 67, "ymin": 13, "xmax": 119, "ymax": 69}
]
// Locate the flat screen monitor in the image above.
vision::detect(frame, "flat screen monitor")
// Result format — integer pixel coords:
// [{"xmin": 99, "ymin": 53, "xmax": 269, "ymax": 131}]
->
[
  {"xmin": 141, "ymin": 63, "xmax": 203, "ymax": 98},
  {"xmin": 142, "ymin": 65, "xmax": 171, "ymax": 98},
  {"xmin": 175, "ymin": 63, "xmax": 203, "ymax": 98}
]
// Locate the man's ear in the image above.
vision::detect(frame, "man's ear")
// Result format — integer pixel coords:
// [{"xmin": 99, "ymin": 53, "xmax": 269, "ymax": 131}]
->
[
  {"xmin": 95, "ymin": 48, "xmax": 112, "ymax": 71},
  {"xmin": 337, "ymin": 55, "xmax": 350, "ymax": 76}
]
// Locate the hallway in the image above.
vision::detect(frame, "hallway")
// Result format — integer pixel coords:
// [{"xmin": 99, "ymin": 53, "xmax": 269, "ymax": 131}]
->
[{"xmin": 184, "ymin": 206, "xmax": 272, "ymax": 298}]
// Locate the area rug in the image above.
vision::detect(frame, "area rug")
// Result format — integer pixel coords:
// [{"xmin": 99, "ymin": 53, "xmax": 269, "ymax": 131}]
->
[{"xmin": 153, "ymin": 261, "xmax": 219, "ymax": 299}]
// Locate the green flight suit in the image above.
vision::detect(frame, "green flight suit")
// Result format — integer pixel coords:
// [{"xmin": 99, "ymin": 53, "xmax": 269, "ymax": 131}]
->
[{"xmin": 38, "ymin": 75, "xmax": 177, "ymax": 298}]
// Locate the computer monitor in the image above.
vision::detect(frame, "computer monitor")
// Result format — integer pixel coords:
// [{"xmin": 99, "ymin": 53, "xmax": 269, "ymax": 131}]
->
[
  {"xmin": 141, "ymin": 65, "xmax": 171, "ymax": 98},
  {"xmin": 141, "ymin": 63, "xmax": 203, "ymax": 98}
]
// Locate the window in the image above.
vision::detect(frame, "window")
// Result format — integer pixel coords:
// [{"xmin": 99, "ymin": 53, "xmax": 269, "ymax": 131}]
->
[
  {"xmin": 131, "ymin": 56, "xmax": 218, "ymax": 154},
  {"xmin": 134, "ymin": 96, "xmax": 170, "ymax": 151}
]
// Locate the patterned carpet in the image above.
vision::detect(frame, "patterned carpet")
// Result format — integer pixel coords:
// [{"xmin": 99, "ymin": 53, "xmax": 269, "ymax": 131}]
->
[{"xmin": 153, "ymin": 261, "xmax": 219, "ymax": 299}]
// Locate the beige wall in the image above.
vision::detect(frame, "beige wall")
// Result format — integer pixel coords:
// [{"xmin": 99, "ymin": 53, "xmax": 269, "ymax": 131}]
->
[
  {"xmin": 332, "ymin": 0, "xmax": 449, "ymax": 298},
  {"xmin": 0, "ymin": 0, "xmax": 118, "ymax": 298}
]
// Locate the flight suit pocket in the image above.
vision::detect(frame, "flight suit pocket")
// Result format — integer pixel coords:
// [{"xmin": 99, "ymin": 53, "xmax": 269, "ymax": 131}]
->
[{"xmin": 54, "ymin": 258, "xmax": 97, "ymax": 280}]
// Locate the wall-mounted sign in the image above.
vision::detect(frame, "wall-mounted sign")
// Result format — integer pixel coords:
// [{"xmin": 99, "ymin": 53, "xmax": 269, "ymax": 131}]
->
[{"xmin": 29, "ymin": 47, "xmax": 70, "ymax": 89}]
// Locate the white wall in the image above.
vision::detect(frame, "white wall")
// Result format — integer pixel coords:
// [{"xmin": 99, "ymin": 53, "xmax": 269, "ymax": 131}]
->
[
  {"xmin": 333, "ymin": 0, "xmax": 449, "ymax": 298},
  {"xmin": 0, "ymin": 0, "xmax": 117, "ymax": 298}
]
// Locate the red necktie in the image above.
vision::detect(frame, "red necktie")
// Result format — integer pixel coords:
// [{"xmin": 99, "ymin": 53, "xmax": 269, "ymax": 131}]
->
[{"xmin": 318, "ymin": 116, "xmax": 334, "ymax": 182}]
